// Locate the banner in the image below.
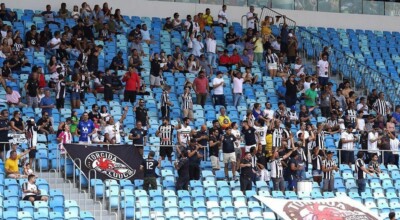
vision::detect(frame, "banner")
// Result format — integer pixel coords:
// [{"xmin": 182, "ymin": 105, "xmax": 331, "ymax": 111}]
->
[
  {"xmin": 254, "ymin": 195, "xmax": 379, "ymax": 220},
  {"xmin": 8, "ymin": 133, "xmax": 27, "ymax": 144},
  {"xmin": 64, "ymin": 144, "xmax": 144, "ymax": 181}
]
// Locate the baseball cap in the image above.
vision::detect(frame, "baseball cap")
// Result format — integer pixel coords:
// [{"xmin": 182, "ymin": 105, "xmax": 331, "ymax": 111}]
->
[
  {"xmin": 326, "ymin": 151, "xmax": 334, "ymax": 154},
  {"xmin": 217, "ymin": 71, "xmax": 223, "ymax": 75},
  {"xmin": 290, "ymin": 105, "xmax": 296, "ymax": 111}
]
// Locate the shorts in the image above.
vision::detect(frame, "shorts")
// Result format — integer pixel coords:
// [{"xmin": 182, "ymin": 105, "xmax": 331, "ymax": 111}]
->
[
  {"xmin": 71, "ymin": 92, "xmax": 80, "ymax": 101},
  {"xmin": 183, "ymin": 109, "xmax": 194, "ymax": 119},
  {"xmin": 160, "ymin": 146, "xmax": 173, "ymax": 158},
  {"xmin": 0, "ymin": 143, "xmax": 10, "ymax": 152},
  {"xmin": 23, "ymin": 195, "xmax": 42, "ymax": 201},
  {"xmin": 29, "ymin": 149, "xmax": 37, "ymax": 159},
  {"xmin": 235, "ymin": 148, "xmax": 242, "ymax": 160},
  {"xmin": 268, "ymin": 62, "xmax": 278, "ymax": 70},
  {"xmin": 245, "ymin": 144, "xmax": 257, "ymax": 153},
  {"xmin": 312, "ymin": 170, "xmax": 322, "ymax": 176},
  {"xmin": 210, "ymin": 155, "xmax": 220, "ymax": 170},
  {"xmin": 223, "ymin": 152, "xmax": 236, "ymax": 164},
  {"xmin": 150, "ymin": 75, "xmax": 161, "ymax": 86}
]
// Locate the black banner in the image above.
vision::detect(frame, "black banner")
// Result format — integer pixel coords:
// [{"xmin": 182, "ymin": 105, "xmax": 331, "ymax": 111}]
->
[{"xmin": 64, "ymin": 144, "xmax": 144, "ymax": 181}]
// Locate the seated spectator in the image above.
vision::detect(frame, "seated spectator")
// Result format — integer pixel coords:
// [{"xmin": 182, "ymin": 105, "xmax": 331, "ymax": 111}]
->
[
  {"xmin": 1, "ymin": 60, "xmax": 15, "ymax": 81},
  {"xmin": 129, "ymin": 25, "xmax": 142, "ymax": 42},
  {"xmin": 187, "ymin": 54, "xmax": 200, "ymax": 74},
  {"xmin": 6, "ymin": 86, "xmax": 27, "ymax": 107},
  {"xmin": 22, "ymin": 174, "xmax": 48, "ymax": 204},
  {"xmin": 23, "ymin": 163, "xmax": 34, "ymax": 176},
  {"xmin": 0, "ymin": 3, "xmax": 17, "ymax": 21},
  {"xmin": 325, "ymin": 112, "xmax": 340, "ymax": 133},
  {"xmin": 288, "ymin": 106, "xmax": 299, "ymax": 126},
  {"xmin": 5, "ymin": 149, "xmax": 31, "ymax": 178},
  {"xmin": 71, "ymin": 5, "xmax": 80, "ymax": 20},
  {"xmin": 163, "ymin": 17, "xmax": 174, "ymax": 32},
  {"xmin": 109, "ymin": 51, "xmax": 125, "ymax": 71},
  {"xmin": 225, "ymin": 26, "xmax": 241, "ymax": 50},
  {"xmin": 37, "ymin": 112, "xmax": 55, "ymax": 135},
  {"xmin": 58, "ymin": 2, "xmax": 69, "ymax": 19},
  {"xmin": 111, "ymin": 71, "xmax": 123, "ymax": 92},
  {"xmin": 172, "ymin": 12, "xmax": 182, "ymax": 31},
  {"xmin": 218, "ymin": 107, "xmax": 231, "ymax": 130},
  {"xmin": 140, "ymin": 24, "xmax": 152, "ymax": 45},
  {"xmin": 368, "ymin": 153, "xmax": 381, "ymax": 176},
  {"xmin": 99, "ymin": 23, "xmax": 113, "ymax": 42},
  {"xmin": 129, "ymin": 49, "xmax": 143, "ymax": 71},
  {"xmin": 277, "ymin": 81, "xmax": 286, "ymax": 101},
  {"xmin": 242, "ymin": 67, "xmax": 258, "ymax": 85},
  {"xmin": 229, "ymin": 49, "xmax": 241, "ymax": 67},
  {"xmin": 174, "ymin": 53, "xmax": 186, "ymax": 73},
  {"xmin": 41, "ymin": 4, "xmax": 60, "ymax": 27},
  {"xmin": 130, "ymin": 37, "xmax": 145, "ymax": 57},
  {"xmin": 219, "ymin": 49, "xmax": 231, "ymax": 68},
  {"xmin": 240, "ymin": 49, "xmax": 252, "ymax": 68},
  {"xmin": 10, "ymin": 110, "xmax": 24, "ymax": 133}
]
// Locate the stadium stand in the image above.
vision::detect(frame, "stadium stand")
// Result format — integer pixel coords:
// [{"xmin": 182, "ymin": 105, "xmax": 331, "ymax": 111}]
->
[{"xmin": 0, "ymin": 0, "xmax": 399, "ymax": 219}]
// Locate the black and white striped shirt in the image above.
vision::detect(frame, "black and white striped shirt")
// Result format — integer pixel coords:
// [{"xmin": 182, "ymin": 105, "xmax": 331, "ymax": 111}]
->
[
  {"xmin": 325, "ymin": 118, "xmax": 338, "ymax": 128},
  {"xmin": 266, "ymin": 53, "xmax": 278, "ymax": 64},
  {"xmin": 56, "ymin": 81, "xmax": 66, "ymax": 99},
  {"xmin": 272, "ymin": 128, "xmax": 284, "ymax": 147},
  {"xmin": 312, "ymin": 154, "xmax": 322, "ymax": 171},
  {"xmin": 315, "ymin": 130, "xmax": 325, "ymax": 149},
  {"xmin": 13, "ymin": 43, "xmax": 24, "ymax": 52},
  {"xmin": 322, "ymin": 159, "xmax": 336, "ymax": 179},
  {"xmin": 355, "ymin": 158, "xmax": 366, "ymax": 179},
  {"xmin": 161, "ymin": 91, "xmax": 170, "ymax": 107},
  {"xmin": 270, "ymin": 158, "xmax": 283, "ymax": 178},
  {"xmin": 181, "ymin": 93, "xmax": 192, "ymax": 110},
  {"xmin": 373, "ymin": 99, "xmax": 388, "ymax": 116},
  {"xmin": 346, "ymin": 109, "xmax": 357, "ymax": 124},
  {"xmin": 158, "ymin": 124, "xmax": 174, "ymax": 146}
]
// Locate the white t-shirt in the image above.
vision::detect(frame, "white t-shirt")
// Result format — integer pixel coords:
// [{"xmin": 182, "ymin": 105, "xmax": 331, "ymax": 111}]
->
[
  {"xmin": 213, "ymin": 77, "xmax": 224, "ymax": 95},
  {"xmin": 49, "ymin": 37, "xmax": 61, "ymax": 49},
  {"xmin": 263, "ymin": 109, "xmax": 275, "ymax": 120},
  {"xmin": 390, "ymin": 138, "xmax": 400, "ymax": 155},
  {"xmin": 303, "ymin": 81, "xmax": 311, "ymax": 92},
  {"xmin": 317, "ymin": 59, "xmax": 329, "ymax": 78},
  {"xmin": 254, "ymin": 125, "xmax": 268, "ymax": 145},
  {"xmin": 6, "ymin": 91, "xmax": 21, "ymax": 104},
  {"xmin": 191, "ymin": 38, "xmax": 204, "ymax": 57},
  {"xmin": 22, "ymin": 182, "xmax": 38, "ymax": 198},
  {"xmin": 368, "ymin": 132, "xmax": 379, "ymax": 154},
  {"xmin": 246, "ymin": 12, "xmax": 255, "ymax": 28},
  {"xmin": 232, "ymin": 77, "xmax": 244, "ymax": 94},
  {"xmin": 341, "ymin": 131, "xmax": 355, "ymax": 150},
  {"xmin": 104, "ymin": 121, "xmax": 121, "ymax": 144},
  {"xmin": 357, "ymin": 103, "xmax": 369, "ymax": 116},
  {"xmin": 218, "ymin": 10, "xmax": 227, "ymax": 24},
  {"xmin": 231, "ymin": 129, "xmax": 241, "ymax": 149},
  {"xmin": 178, "ymin": 125, "xmax": 192, "ymax": 145},
  {"xmin": 206, "ymin": 38, "xmax": 217, "ymax": 53},
  {"xmin": 294, "ymin": 64, "xmax": 305, "ymax": 77}
]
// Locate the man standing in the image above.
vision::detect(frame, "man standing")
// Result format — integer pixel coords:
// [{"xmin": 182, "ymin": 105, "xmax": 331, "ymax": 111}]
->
[
  {"xmin": 373, "ymin": 92, "xmax": 389, "ymax": 118},
  {"xmin": 140, "ymin": 151, "xmax": 160, "ymax": 192},
  {"xmin": 194, "ymin": 125, "xmax": 209, "ymax": 159},
  {"xmin": 367, "ymin": 124, "xmax": 381, "ymax": 164},
  {"xmin": 88, "ymin": 104, "xmax": 101, "ymax": 122},
  {"xmin": 22, "ymin": 174, "xmax": 48, "ymax": 204},
  {"xmin": 160, "ymin": 85, "xmax": 173, "ymax": 119},
  {"xmin": 340, "ymin": 125, "xmax": 357, "ymax": 165},
  {"xmin": 103, "ymin": 107, "xmax": 128, "ymax": 144},
  {"xmin": 321, "ymin": 151, "xmax": 338, "ymax": 192},
  {"xmin": 270, "ymin": 145, "xmax": 297, "ymax": 192},
  {"xmin": 77, "ymin": 112, "xmax": 96, "ymax": 144},
  {"xmin": 187, "ymin": 139, "xmax": 202, "ymax": 180},
  {"xmin": 193, "ymin": 71, "xmax": 209, "ymax": 107},
  {"xmin": 0, "ymin": 109, "xmax": 9, "ymax": 159},
  {"xmin": 218, "ymin": 5, "xmax": 228, "ymax": 27},
  {"xmin": 133, "ymin": 98, "xmax": 149, "ymax": 130},
  {"xmin": 239, "ymin": 152, "xmax": 254, "ymax": 193},
  {"xmin": 232, "ymin": 71, "xmax": 244, "ymax": 108},
  {"xmin": 241, "ymin": 120, "xmax": 258, "ymax": 153},
  {"xmin": 304, "ymin": 83, "xmax": 318, "ymax": 111},
  {"xmin": 355, "ymin": 151, "xmax": 373, "ymax": 195},
  {"xmin": 209, "ymin": 129, "xmax": 221, "ymax": 174},
  {"xmin": 222, "ymin": 126, "xmax": 237, "ymax": 181},
  {"xmin": 317, "ymin": 53, "xmax": 330, "ymax": 87},
  {"xmin": 177, "ymin": 117, "xmax": 192, "ymax": 154},
  {"xmin": 175, "ymin": 151, "xmax": 190, "ymax": 190},
  {"xmin": 246, "ymin": 6, "xmax": 258, "ymax": 30},
  {"xmin": 39, "ymin": 89, "xmax": 55, "ymax": 120},
  {"xmin": 122, "ymin": 66, "xmax": 140, "ymax": 104},
  {"xmin": 156, "ymin": 117, "xmax": 174, "ymax": 161},
  {"xmin": 129, "ymin": 121, "xmax": 147, "ymax": 156},
  {"xmin": 24, "ymin": 68, "xmax": 40, "ymax": 108},
  {"xmin": 213, "ymin": 71, "xmax": 225, "ymax": 107}
]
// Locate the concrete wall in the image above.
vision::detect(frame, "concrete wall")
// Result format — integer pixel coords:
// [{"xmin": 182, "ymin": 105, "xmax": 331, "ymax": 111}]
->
[{"xmin": 2, "ymin": 0, "xmax": 400, "ymax": 31}]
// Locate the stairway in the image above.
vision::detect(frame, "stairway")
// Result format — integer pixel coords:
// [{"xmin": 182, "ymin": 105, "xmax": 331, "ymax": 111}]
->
[{"xmin": 37, "ymin": 171, "xmax": 119, "ymax": 220}]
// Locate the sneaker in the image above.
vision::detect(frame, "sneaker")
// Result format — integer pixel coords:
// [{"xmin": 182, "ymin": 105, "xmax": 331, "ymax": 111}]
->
[
  {"xmin": 224, "ymin": 177, "xmax": 230, "ymax": 181},
  {"xmin": 232, "ymin": 176, "xmax": 238, "ymax": 182}
]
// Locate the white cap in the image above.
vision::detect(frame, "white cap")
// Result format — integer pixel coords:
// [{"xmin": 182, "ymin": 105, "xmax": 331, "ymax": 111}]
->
[{"xmin": 288, "ymin": 33, "xmax": 293, "ymax": 37}]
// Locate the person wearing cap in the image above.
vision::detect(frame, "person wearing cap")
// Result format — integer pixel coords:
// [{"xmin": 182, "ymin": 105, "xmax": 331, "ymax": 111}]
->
[
  {"xmin": 340, "ymin": 125, "xmax": 357, "ymax": 165},
  {"xmin": 321, "ymin": 150, "xmax": 338, "ymax": 192},
  {"xmin": 317, "ymin": 52, "xmax": 330, "ymax": 87},
  {"xmin": 109, "ymin": 51, "xmax": 125, "ymax": 72},
  {"xmin": 221, "ymin": 126, "xmax": 238, "ymax": 181},
  {"xmin": 140, "ymin": 151, "xmax": 161, "ymax": 192},
  {"xmin": 187, "ymin": 138, "xmax": 203, "ymax": 180},
  {"xmin": 213, "ymin": 71, "xmax": 226, "ymax": 106}
]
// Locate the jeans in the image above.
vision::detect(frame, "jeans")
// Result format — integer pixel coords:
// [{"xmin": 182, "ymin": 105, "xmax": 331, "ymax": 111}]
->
[
  {"xmin": 357, "ymin": 179, "xmax": 366, "ymax": 195},
  {"xmin": 214, "ymin": 94, "xmax": 226, "ymax": 107},
  {"xmin": 207, "ymin": 52, "xmax": 217, "ymax": 69},
  {"xmin": 233, "ymin": 93, "xmax": 242, "ymax": 107}
]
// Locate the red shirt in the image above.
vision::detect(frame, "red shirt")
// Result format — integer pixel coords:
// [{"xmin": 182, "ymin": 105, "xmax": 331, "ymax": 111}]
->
[
  {"xmin": 38, "ymin": 73, "xmax": 46, "ymax": 88},
  {"xmin": 122, "ymin": 71, "xmax": 141, "ymax": 91},
  {"xmin": 219, "ymin": 55, "xmax": 231, "ymax": 65},
  {"xmin": 193, "ymin": 77, "xmax": 208, "ymax": 94},
  {"xmin": 230, "ymin": 55, "xmax": 241, "ymax": 65}
]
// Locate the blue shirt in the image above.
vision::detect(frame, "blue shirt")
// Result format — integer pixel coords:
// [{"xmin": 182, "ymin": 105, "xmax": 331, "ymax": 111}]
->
[
  {"xmin": 78, "ymin": 120, "xmax": 95, "ymax": 142},
  {"xmin": 277, "ymin": 86, "xmax": 287, "ymax": 98},
  {"xmin": 393, "ymin": 112, "xmax": 400, "ymax": 123},
  {"xmin": 39, "ymin": 96, "xmax": 55, "ymax": 116},
  {"xmin": 241, "ymin": 55, "xmax": 250, "ymax": 67}
]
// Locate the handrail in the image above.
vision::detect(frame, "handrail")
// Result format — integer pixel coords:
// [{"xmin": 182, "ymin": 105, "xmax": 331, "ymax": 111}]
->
[{"xmin": 260, "ymin": 6, "xmax": 296, "ymax": 28}]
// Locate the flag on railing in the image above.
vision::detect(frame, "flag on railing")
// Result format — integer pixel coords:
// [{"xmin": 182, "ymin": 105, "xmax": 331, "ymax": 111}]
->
[{"xmin": 64, "ymin": 144, "xmax": 144, "ymax": 181}]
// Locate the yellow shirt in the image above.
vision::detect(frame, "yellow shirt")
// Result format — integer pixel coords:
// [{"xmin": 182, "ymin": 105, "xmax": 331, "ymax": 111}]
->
[
  {"xmin": 254, "ymin": 37, "xmax": 264, "ymax": 53},
  {"xmin": 5, "ymin": 155, "xmax": 21, "ymax": 173},
  {"xmin": 203, "ymin": 14, "xmax": 214, "ymax": 26},
  {"xmin": 218, "ymin": 115, "xmax": 231, "ymax": 130}
]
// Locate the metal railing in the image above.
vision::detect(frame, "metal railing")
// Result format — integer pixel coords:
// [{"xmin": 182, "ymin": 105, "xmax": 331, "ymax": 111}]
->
[{"xmin": 334, "ymin": 148, "xmax": 396, "ymax": 167}]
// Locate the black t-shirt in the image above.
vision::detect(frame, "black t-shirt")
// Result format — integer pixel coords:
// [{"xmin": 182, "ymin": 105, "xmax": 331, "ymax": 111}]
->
[
  {"xmin": 2, "ymin": 67, "xmax": 11, "ymax": 78},
  {"xmin": 176, "ymin": 157, "xmax": 190, "ymax": 178},
  {"xmin": 188, "ymin": 144, "xmax": 201, "ymax": 166},
  {"xmin": 130, "ymin": 128, "xmax": 147, "ymax": 146},
  {"xmin": 135, "ymin": 107, "xmax": 148, "ymax": 126},
  {"xmin": 37, "ymin": 118, "xmax": 52, "ymax": 131},
  {"xmin": 10, "ymin": 117, "xmax": 23, "ymax": 131},
  {"xmin": 242, "ymin": 127, "xmax": 257, "ymax": 146},
  {"xmin": 222, "ymin": 134, "xmax": 236, "ymax": 153},
  {"xmin": 285, "ymin": 80, "xmax": 298, "ymax": 97},
  {"xmin": 288, "ymin": 157, "xmax": 298, "ymax": 177},
  {"xmin": 150, "ymin": 60, "xmax": 161, "ymax": 76},
  {"xmin": 88, "ymin": 111, "xmax": 101, "ymax": 122},
  {"xmin": 0, "ymin": 118, "xmax": 9, "ymax": 140},
  {"xmin": 26, "ymin": 78, "xmax": 39, "ymax": 97},
  {"xmin": 225, "ymin": 32, "xmax": 238, "ymax": 46},
  {"xmin": 195, "ymin": 130, "xmax": 208, "ymax": 147},
  {"xmin": 141, "ymin": 158, "xmax": 158, "ymax": 177},
  {"xmin": 209, "ymin": 127, "xmax": 223, "ymax": 140},
  {"xmin": 240, "ymin": 158, "xmax": 253, "ymax": 176},
  {"xmin": 209, "ymin": 135, "xmax": 220, "ymax": 157},
  {"xmin": 129, "ymin": 30, "xmax": 142, "ymax": 40},
  {"xmin": 299, "ymin": 111, "xmax": 310, "ymax": 124},
  {"xmin": 25, "ymin": 31, "xmax": 39, "ymax": 47}
]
